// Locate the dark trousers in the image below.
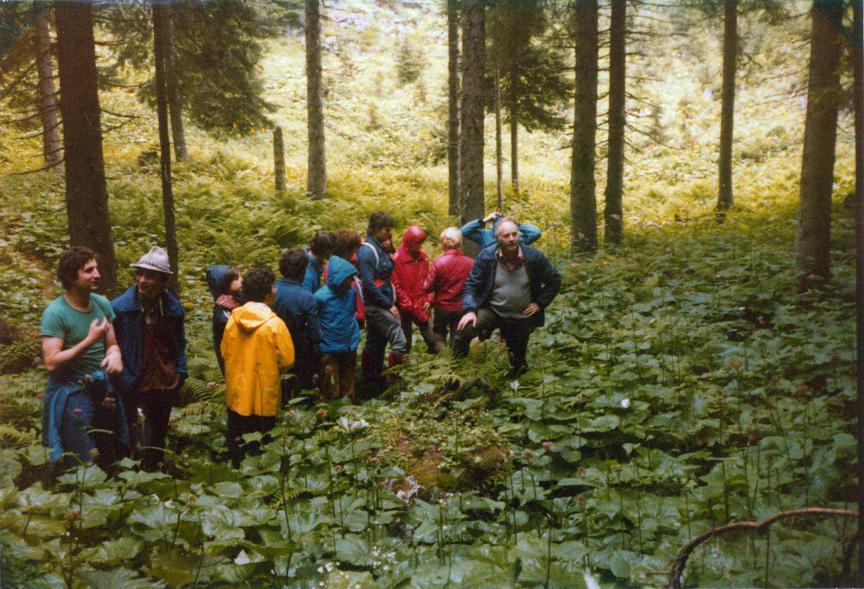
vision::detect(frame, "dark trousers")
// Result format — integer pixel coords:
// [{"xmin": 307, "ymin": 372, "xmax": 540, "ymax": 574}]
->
[
  {"xmin": 226, "ymin": 409, "xmax": 276, "ymax": 468},
  {"xmin": 432, "ymin": 309, "xmax": 464, "ymax": 350},
  {"xmin": 400, "ymin": 315, "xmax": 437, "ymax": 354},
  {"xmin": 124, "ymin": 388, "xmax": 177, "ymax": 472},
  {"xmin": 453, "ymin": 307, "xmax": 537, "ymax": 371},
  {"xmin": 61, "ymin": 390, "xmax": 121, "ymax": 470}
]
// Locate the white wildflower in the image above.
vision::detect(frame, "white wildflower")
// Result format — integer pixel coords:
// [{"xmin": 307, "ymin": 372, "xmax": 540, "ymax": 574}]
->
[{"xmin": 620, "ymin": 398, "xmax": 630, "ymax": 409}]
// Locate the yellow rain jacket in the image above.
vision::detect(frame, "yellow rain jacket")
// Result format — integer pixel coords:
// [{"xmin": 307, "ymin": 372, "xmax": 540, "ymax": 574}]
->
[{"xmin": 221, "ymin": 302, "xmax": 294, "ymax": 417}]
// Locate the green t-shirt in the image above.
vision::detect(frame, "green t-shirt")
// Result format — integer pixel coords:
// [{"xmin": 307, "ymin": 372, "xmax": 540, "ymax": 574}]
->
[{"xmin": 40, "ymin": 294, "xmax": 116, "ymax": 377}]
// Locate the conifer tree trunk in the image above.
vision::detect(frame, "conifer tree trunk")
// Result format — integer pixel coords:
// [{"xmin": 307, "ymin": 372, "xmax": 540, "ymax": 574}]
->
[
  {"xmin": 274, "ymin": 126, "xmax": 286, "ymax": 192},
  {"xmin": 448, "ymin": 0, "xmax": 461, "ymax": 217},
  {"xmin": 305, "ymin": 0, "xmax": 327, "ymax": 199},
  {"xmin": 604, "ymin": 0, "xmax": 626, "ymax": 245},
  {"xmin": 717, "ymin": 0, "xmax": 737, "ymax": 212},
  {"xmin": 795, "ymin": 0, "xmax": 844, "ymax": 285},
  {"xmin": 510, "ymin": 61, "xmax": 519, "ymax": 196},
  {"xmin": 460, "ymin": 0, "xmax": 485, "ymax": 248},
  {"xmin": 34, "ymin": 11, "xmax": 61, "ymax": 171},
  {"xmin": 570, "ymin": 0, "xmax": 599, "ymax": 254},
  {"xmin": 853, "ymin": 0, "xmax": 864, "ymax": 578},
  {"xmin": 153, "ymin": 2, "xmax": 179, "ymax": 287},
  {"xmin": 495, "ymin": 66, "xmax": 504, "ymax": 210},
  {"xmin": 165, "ymin": 5, "xmax": 188, "ymax": 163},
  {"xmin": 54, "ymin": 1, "xmax": 117, "ymax": 293}
]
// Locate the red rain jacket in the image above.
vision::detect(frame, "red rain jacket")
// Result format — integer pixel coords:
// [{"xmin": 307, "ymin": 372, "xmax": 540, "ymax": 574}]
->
[
  {"xmin": 392, "ymin": 244, "xmax": 431, "ymax": 323},
  {"xmin": 422, "ymin": 249, "xmax": 474, "ymax": 313}
]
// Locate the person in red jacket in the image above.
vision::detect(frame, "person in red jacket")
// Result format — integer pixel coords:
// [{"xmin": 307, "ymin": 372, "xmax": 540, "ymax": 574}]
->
[
  {"xmin": 391, "ymin": 225, "xmax": 437, "ymax": 358},
  {"xmin": 423, "ymin": 227, "xmax": 474, "ymax": 350}
]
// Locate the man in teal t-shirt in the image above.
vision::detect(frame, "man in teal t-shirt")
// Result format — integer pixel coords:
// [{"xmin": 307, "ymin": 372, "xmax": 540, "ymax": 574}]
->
[{"xmin": 40, "ymin": 246, "xmax": 126, "ymax": 467}]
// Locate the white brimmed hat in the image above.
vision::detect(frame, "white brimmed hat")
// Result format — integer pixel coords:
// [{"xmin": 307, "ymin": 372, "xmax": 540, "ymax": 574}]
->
[{"xmin": 131, "ymin": 246, "xmax": 173, "ymax": 275}]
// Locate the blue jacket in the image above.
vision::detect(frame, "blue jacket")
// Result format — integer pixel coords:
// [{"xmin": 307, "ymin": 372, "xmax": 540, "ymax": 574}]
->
[
  {"xmin": 315, "ymin": 256, "xmax": 361, "ymax": 353},
  {"xmin": 357, "ymin": 236, "xmax": 395, "ymax": 309},
  {"xmin": 206, "ymin": 265, "xmax": 235, "ymax": 374},
  {"xmin": 302, "ymin": 251, "xmax": 326, "ymax": 293},
  {"xmin": 111, "ymin": 286, "xmax": 188, "ymax": 395},
  {"xmin": 42, "ymin": 371, "xmax": 129, "ymax": 463},
  {"xmin": 274, "ymin": 277, "xmax": 322, "ymax": 353},
  {"xmin": 460, "ymin": 217, "xmax": 542, "ymax": 249},
  {"xmin": 462, "ymin": 244, "xmax": 562, "ymax": 327}
]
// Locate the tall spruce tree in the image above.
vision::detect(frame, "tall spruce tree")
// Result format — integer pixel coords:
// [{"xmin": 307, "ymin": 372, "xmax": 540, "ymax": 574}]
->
[
  {"xmin": 448, "ymin": 0, "xmax": 461, "ymax": 216},
  {"xmin": 486, "ymin": 0, "xmax": 568, "ymax": 195},
  {"xmin": 54, "ymin": 1, "xmax": 117, "ymax": 292},
  {"xmin": 604, "ymin": 0, "xmax": 626, "ymax": 245},
  {"xmin": 460, "ymin": 0, "xmax": 486, "ymax": 246},
  {"xmin": 570, "ymin": 0, "xmax": 599, "ymax": 254},
  {"xmin": 305, "ymin": 0, "xmax": 326, "ymax": 198},
  {"xmin": 795, "ymin": 0, "xmax": 845, "ymax": 285}
]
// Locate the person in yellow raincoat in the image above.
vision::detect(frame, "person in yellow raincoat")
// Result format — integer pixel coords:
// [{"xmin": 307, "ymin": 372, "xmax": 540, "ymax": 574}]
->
[{"xmin": 220, "ymin": 268, "xmax": 294, "ymax": 467}]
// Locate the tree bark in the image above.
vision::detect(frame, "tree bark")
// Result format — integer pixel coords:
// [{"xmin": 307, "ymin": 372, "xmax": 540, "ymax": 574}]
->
[
  {"xmin": 510, "ymin": 61, "xmax": 519, "ymax": 196},
  {"xmin": 165, "ymin": 4, "xmax": 188, "ymax": 163},
  {"xmin": 717, "ymin": 0, "xmax": 737, "ymax": 212},
  {"xmin": 153, "ymin": 2, "xmax": 179, "ymax": 289},
  {"xmin": 54, "ymin": 2, "xmax": 117, "ymax": 293},
  {"xmin": 852, "ymin": 0, "xmax": 864, "ymax": 579},
  {"xmin": 447, "ymin": 0, "xmax": 461, "ymax": 217},
  {"xmin": 795, "ymin": 0, "xmax": 844, "ymax": 285},
  {"xmin": 570, "ymin": 0, "xmax": 598, "ymax": 254},
  {"xmin": 305, "ymin": 0, "xmax": 326, "ymax": 199},
  {"xmin": 604, "ymin": 0, "xmax": 626, "ymax": 245},
  {"xmin": 460, "ymin": 0, "xmax": 485, "ymax": 255},
  {"xmin": 274, "ymin": 126, "xmax": 286, "ymax": 192},
  {"xmin": 495, "ymin": 66, "xmax": 503, "ymax": 211},
  {"xmin": 34, "ymin": 11, "xmax": 62, "ymax": 171}
]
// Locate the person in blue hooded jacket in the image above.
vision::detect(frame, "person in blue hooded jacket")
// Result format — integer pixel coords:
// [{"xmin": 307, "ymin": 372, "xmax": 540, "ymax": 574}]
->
[
  {"xmin": 315, "ymin": 255, "xmax": 362, "ymax": 400},
  {"xmin": 459, "ymin": 211, "xmax": 541, "ymax": 249},
  {"xmin": 112, "ymin": 246, "xmax": 187, "ymax": 471},
  {"xmin": 205, "ymin": 265, "xmax": 243, "ymax": 375}
]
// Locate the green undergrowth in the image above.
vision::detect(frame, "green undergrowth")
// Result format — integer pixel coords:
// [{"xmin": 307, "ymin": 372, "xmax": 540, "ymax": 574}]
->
[{"xmin": 0, "ymin": 193, "xmax": 856, "ymax": 587}]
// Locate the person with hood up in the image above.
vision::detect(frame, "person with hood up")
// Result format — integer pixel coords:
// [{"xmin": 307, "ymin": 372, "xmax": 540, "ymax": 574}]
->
[
  {"xmin": 205, "ymin": 265, "xmax": 242, "ymax": 375},
  {"xmin": 221, "ymin": 268, "xmax": 294, "ymax": 467},
  {"xmin": 391, "ymin": 225, "xmax": 437, "ymax": 355},
  {"xmin": 315, "ymin": 256, "xmax": 361, "ymax": 400},
  {"xmin": 323, "ymin": 229, "xmax": 365, "ymax": 327},
  {"xmin": 422, "ymin": 227, "xmax": 474, "ymax": 350},
  {"xmin": 460, "ymin": 211, "xmax": 541, "ymax": 249}
]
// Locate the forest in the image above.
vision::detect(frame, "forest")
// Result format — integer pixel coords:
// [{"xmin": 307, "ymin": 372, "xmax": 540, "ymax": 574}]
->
[{"xmin": 0, "ymin": 0, "xmax": 861, "ymax": 587}]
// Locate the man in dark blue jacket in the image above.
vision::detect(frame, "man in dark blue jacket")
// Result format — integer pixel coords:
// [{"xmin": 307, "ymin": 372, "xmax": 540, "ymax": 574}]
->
[
  {"xmin": 455, "ymin": 218, "xmax": 561, "ymax": 378},
  {"xmin": 112, "ymin": 246, "xmax": 187, "ymax": 471},
  {"xmin": 275, "ymin": 249, "xmax": 322, "ymax": 397},
  {"xmin": 357, "ymin": 211, "xmax": 408, "ymax": 395}
]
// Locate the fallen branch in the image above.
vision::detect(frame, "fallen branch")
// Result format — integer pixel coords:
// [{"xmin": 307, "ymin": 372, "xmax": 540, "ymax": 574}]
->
[{"xmin": 666, "ymin": 507, "xmax": 857, "ymax": 589}]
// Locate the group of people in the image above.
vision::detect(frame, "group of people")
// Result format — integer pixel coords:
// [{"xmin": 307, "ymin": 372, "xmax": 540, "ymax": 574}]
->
[{"xmin": 39, "ymin": 210, "xmax": 561, "ymax": 471}]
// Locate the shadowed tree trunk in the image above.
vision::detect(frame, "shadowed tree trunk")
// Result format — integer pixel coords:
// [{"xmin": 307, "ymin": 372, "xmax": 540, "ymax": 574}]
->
[
  {"xmin": 153, "ymin": 2, "xmax": 179, "ymax": 288},
  {"xmin": 604, "ymin": 0, "xmax": 626, "ymax": 245},
  {"xmin": 448, "ymin": 0, "xmax": 461, "ymax": 217},
  {"xmin": 460, "ymin": 0, "xmax": 485, "ymax": 255},
  {"xmin": 570, "ymin": 0, "xmax": 598, "ymax": 254},
  {"xmin": 305, "ymin": 0, "xmax": 326, "ymax": 199},
  {"xmin": 34, "ymin": 11, "xmax": 61, "ymax": 171},
  {"xmin": 54, "ymin": 1, "xmax": 117, "ymax": 293},
  {"xmin": 510, "ymin": 61, "xmax": 519, "ymax": 196},
  {"xmin": 795, "ymin": 0, "xmax": 844, "ymax": 285},
  {"xmin": 274, "ymin": 126, "xmax": 286, "ymax": 192},
  {"xmin": 853, "ymin": 0, "xmax": 864, "ymax": 579},
  {"xmin": 495, "ymin": 66, "xmax": 503, "ymax": 210},
  {"xmin": 717, "ymin": 0, "xmax": 737, "ymax": 212},
  {"xmin": 165, "ymin": 4, "xmax": 188, "ymax": 163}
]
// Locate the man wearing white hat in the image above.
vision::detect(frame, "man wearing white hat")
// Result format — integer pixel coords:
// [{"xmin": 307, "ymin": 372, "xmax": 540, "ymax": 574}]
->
[{"xmin": 111, "ymin": 246, "xmax": 187, "ymax": 471}]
